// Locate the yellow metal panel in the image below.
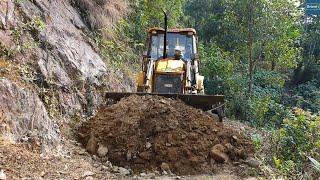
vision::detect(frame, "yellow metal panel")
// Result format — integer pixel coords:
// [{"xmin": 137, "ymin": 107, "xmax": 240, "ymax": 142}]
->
[
  {"xmin": 156, "ymin": 59, "xmax": 185, "ymax": 73},
  {"xmin": 136, "ymin": 71, "xmax": 145, "ymax": 86},
  {"xmin": 196, "ymin": 75, "xmax": 204, "ymax": 90}
]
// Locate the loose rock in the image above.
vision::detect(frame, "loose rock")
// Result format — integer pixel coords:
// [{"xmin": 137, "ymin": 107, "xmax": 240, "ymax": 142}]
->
[
  {"xmin": 246, "ymin": 157, "xmax": 261, "ymax": 168},
  {"xmin": 82, "ymin": 171, "xmax": 94, "ymax": 178},
  {"xmin": 118, "ymin": 167, "xmax": 130, "ymax": 176},
  {"xmin": 86, "ymin": 134, "xmax": 98, "ymax": 154},
  {"xmin": 146, "ymin": 142, "xmax": 152, "ymax": 149},
  {"xmin": 97, "ymin": 144, "xmax": 108, "ymax": 157},
  {"xmin": 0, "ymin": 170, "xmax": 6, "ymax": 180},
  {"xmin": 210, "ymin": 144, "xmax": 229, "ymax": 163},
  {"xmin": 161, "ymin": 162, "xmax": 171, "ymax": 172}
]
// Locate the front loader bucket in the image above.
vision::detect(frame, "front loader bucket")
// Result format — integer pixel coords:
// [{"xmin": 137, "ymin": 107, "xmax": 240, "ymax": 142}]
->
[{"xmin": 105, "ymin": 92, "xmax": 224, "ymax": 112}]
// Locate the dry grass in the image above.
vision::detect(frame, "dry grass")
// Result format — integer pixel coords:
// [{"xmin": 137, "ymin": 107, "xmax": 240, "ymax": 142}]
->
[{"xmin": 74, "ymin": 0, "xmax": 128, "ymax": 38}]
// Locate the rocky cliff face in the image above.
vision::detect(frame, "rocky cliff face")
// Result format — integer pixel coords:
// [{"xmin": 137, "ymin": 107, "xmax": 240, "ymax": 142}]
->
[{"xmin": 0, "ymin": 0, "xmax": 135, "ymax": 152}]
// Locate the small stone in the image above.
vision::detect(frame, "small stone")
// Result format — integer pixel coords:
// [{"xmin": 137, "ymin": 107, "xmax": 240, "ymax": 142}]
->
[
  {"xmin": 160, "ymin": 162, "xmax": 170, "ymax": 172},
  {"xmin": 162, "ymin": 170, "xmax": 168, "ymax": 175},
  {"xmin": 146, "ymin": 142, "xmax": 152, "ymax": 149},
  {"xmin": 77, "ymin": 149, "xmax": 86, "ymax": 155},
  {"xmin": 97, "ymin": 145, "xmax": 108, "ymax": 157},
  {"xmin": 245, "ymin": 177, "xmax": 258, "ymax": 180},
  {"xmin": 0, "ymin": 170, "xmax": 6, "ymax": 180},
  {"xmin": 85, "ymin": 177, "xmax": 94, "ymax": 180},
  {"xmin": 140, "ymin": 172, "xmax": 147, "ymax": 177},
  {"xmin": 118, "ymin": 167, "xmax": 130, "ymax": 176},
  {"xmin": 210, "ymin": 145, "xmax": 229, "ymax": 163},
  {"xmin": 148, "ymin": 173, "xmax": 156, "ymax": 179},
  {"xmin": 112, "ymin": 166, "xmax": 119, "ymax": 172},
  {"xmin": 160, "ymin": 99, "xmax": 169, "ymax": 105},
  {"xmin": 246, "ymin": 157, "xmax": 261, "ymax": 168},
  {"xmin": 232, "ymin": 135, "xmax": 239, "ymax": 142},
  {"xmin": 21, "ymin": 136, "xmax": 29, "ymax": 142},
  {"xmin": 86, "ymin": 134, "xmax": 98, "ymax": 154},
  {"xmin": 165, "ymin": 143, "xmax": 171, "ymax": 147},
  {"xmin": 82, "ymin": 171, "xmax": 94, "ymax": 178}
]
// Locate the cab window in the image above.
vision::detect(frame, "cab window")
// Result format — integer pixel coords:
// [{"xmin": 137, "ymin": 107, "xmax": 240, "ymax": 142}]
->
[{"xmin": 149, "ymin": 32, "xmax": 194, "ymax": 60}]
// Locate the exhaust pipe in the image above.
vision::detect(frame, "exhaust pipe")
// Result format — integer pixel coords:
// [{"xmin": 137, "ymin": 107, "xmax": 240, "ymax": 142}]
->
[{"xmin": 163, "ymin": 10, "xmax": 168, "ymax": 59}]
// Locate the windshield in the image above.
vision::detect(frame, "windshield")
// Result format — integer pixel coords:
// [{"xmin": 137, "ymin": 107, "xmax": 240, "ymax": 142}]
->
[{"xmin": 150, "ymin": 33, "xmax": 194, "ymax": 60}]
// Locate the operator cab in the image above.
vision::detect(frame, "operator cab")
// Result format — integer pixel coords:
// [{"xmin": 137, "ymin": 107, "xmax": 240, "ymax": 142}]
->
[{"xmin": 147, "ymin": 28, "xmax": 197, "ymax": 61}]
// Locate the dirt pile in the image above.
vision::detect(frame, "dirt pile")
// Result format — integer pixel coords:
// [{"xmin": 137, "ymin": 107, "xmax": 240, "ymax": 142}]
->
[{"xmin": 78, "ymin": 95, "xmax": 254, "ymax": 175}]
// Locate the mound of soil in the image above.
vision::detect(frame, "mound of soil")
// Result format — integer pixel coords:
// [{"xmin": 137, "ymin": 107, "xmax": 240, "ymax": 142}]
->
[{"xmin": 78, "ymin": 95, "xmax": 254, "ymax": 175}]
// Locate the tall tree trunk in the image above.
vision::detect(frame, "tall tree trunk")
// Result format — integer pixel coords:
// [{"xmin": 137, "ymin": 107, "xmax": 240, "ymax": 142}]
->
[{"xmin": 248, "ymin": 0, "xmax": 254, "ymax": 96}]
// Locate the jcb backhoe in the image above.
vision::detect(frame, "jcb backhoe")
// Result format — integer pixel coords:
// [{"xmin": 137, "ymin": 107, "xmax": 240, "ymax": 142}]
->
[{"xmin": 106, "ymin": 12, "xmax": 225, "ymax": 120}]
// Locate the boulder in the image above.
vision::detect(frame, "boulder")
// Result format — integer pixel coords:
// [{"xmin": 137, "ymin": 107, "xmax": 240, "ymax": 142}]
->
[
  {"xmin": 85, "ymin": 134, "xmax": 98, "ymax": 154},
  {"xmin": 210, "ymin": 144, "xmax": 229, "ymax": 163}
]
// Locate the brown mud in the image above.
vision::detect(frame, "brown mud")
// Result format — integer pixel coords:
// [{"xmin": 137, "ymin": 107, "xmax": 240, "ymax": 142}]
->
[{"xmin": 78, "ymin": 95, "xmax": 254, "ymax": 175}]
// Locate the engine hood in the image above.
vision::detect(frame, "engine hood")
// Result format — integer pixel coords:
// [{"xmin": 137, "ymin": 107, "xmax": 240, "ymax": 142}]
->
[{"xmin": 155, "ymin": 59, "xmax": 185, "ymax": 73}]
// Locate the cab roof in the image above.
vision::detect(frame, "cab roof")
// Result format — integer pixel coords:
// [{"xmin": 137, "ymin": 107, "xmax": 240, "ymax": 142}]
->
[{"xmin": 148, "ymin": 27, "xmax": 197, "ymax": 35}]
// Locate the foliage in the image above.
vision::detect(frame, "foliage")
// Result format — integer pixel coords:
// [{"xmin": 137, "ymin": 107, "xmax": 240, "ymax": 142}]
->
[
  {"xmin": 127, "ymin": 0, "xmax": 186, "ymax": 45},
  {"xmin": 251, "ymin": 134, "xmax": 263, "ymax": 152},
  {"xmin": 272, "ymin": 108, "xmax": 320, "ymax": 177},
  {"xmin": 291, "ymin": 80, "xmax": 320, "ymax": 113}
]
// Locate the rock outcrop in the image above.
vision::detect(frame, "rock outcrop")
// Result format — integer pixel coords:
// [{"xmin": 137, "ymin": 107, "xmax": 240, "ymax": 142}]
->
[
  {"xmin": 0, "ymin": 78, "xmax": 60, "ymax": 152},
  {"xmin": 0, "ymin": 0, "xmax": 134, "ymax": 151}
]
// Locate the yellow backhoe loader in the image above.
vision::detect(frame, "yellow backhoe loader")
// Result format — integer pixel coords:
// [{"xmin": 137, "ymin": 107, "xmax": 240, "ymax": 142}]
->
[{"xmin": 106, "ymin": 12, "xmax": 225, "ymax": 120}]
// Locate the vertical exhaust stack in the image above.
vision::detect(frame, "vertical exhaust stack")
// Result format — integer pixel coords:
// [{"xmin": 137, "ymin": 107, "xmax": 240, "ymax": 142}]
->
[{"xmin": 163, "ymin": 10, "xmax": 168, "ymax": 59}]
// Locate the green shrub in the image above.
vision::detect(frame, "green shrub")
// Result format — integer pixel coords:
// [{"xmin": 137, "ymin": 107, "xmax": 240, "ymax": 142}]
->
[
  {"xmin": 254, "ymin": 70, "xmax": 285, "ymax": 89},
  {"xmin": 272, "ymin": 108, "xmax": 320, "ymax": 177},
  {"xmin": 251, "ymin": 134, "xmax": 263, "ymax": 152},
  {"xmin": 292, "ymin": 80, "xmax": 320, "ymax": 113}
]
